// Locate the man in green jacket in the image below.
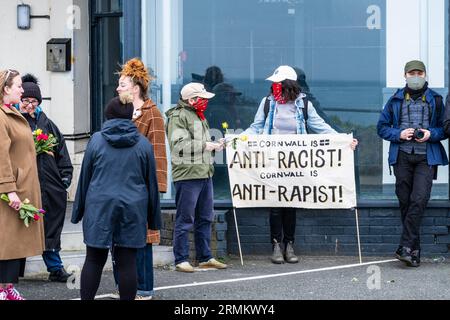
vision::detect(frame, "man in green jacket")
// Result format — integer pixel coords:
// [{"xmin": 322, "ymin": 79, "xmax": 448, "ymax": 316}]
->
[{"xmin": 166, "ymin": 82, "xmax": 227, "ymax": 273}]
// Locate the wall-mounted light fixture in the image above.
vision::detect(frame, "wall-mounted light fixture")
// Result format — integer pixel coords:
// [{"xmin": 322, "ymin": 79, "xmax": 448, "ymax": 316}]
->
[
  {"xmin": 17, "ymin": 3, "xmax": 50, "ymax": 30},
  {"xmin": 17, "ymin": 4, "xmax": 31, "ymax": 30}
]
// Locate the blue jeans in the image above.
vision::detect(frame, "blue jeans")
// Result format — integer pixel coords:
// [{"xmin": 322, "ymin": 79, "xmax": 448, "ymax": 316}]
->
[
  {"xmin": 42, "ymin": 250, "xmax": 64, "ymax": 273},
  {"xmin": 173, "ymin": 178, "xmax": 214, "ymax": 265},
  {"xmin": 113, "ymin": 244, "xmax": 154, "ymax": 297},
  {"xmin": 136, "ymin": 244, "xmax": 154, "ymax": 296}
]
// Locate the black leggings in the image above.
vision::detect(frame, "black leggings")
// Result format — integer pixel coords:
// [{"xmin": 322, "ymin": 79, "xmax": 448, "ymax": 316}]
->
[{"xmin": 81, "ymin": 246, "xmax": 137, "ymax": 300}]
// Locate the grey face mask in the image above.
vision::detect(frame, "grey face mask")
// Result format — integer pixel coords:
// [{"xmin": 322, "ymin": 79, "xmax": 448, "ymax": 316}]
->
[{"xmin": 406, "ymin": 76, "xmax": 426, "ymax": 90}]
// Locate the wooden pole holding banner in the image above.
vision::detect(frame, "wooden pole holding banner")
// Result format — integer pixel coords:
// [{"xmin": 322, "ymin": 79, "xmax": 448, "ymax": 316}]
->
[
  {"xmin": 232, "ymin": 208, "xmax": 244, "ymax": 266},
  {"xmin": 354, "ymin": 208, "xmax": 363, "ymax": 264}
]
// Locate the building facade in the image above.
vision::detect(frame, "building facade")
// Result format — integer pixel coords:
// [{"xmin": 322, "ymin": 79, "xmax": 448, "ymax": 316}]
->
[{"xmin": 1, "ymin": 0, "xmax": 450, "ymax": 257}]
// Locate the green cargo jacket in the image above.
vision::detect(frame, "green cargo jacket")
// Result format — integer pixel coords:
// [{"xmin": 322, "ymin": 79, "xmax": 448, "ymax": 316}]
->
[{"xmin": 166, "ymin": 100, "xmax": 214, "ymax": 182}]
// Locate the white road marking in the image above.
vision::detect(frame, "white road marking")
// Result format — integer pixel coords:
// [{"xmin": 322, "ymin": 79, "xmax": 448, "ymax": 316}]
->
[
  {"xmin": 154, "ymin": 259, "xmax": 397, "ymax": 291},
  {"xmin": 71, "ymin": 259, "xmax": 397, "ymax": 300}
]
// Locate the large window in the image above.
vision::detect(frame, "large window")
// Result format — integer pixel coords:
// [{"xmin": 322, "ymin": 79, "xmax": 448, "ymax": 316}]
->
[{"xmin": 144, "ymin": 0, "xmax": 449, "ymax": 201}]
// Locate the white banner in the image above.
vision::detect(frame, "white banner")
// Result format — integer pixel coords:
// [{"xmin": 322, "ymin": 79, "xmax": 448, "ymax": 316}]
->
[{"xmin": 225, "ymin": 134, "xmax": 357, "ymax": 209}]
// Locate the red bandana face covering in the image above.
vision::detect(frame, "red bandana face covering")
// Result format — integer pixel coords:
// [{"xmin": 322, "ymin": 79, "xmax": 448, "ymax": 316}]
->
[
  {"xmin": 193, "ymin": 98, "xmax": 209, "ymax": 121},
  {"xmin": 272, "ymin": 83, "xmax": 286, "ymax": 104}
]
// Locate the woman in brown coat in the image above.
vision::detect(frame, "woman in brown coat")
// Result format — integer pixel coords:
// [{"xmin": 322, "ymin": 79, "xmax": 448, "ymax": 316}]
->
[
  {"xmin": 114, "ymin": 58, "xmax": 167, "ymax": 300},
  {"xmin": 0, "ymin": 69, "xmax": 45, "ymax": 300}
]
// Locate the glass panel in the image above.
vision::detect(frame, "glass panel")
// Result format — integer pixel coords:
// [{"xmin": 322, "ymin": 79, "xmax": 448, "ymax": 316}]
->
[
  {"xmin": 145, "ymin": 0, "xmax": 449, "ymax": 201},
  {"xmin": 181, "ymin": 0, "xmax": 387, "ymax": 200},
  {"xmin": 95, "ymin": 0, "xmax": 122, "ymax": 13}
]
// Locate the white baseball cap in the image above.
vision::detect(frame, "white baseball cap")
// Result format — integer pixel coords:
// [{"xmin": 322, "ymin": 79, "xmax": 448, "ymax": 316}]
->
[
  {"xmin": 181, "ymin": 82, "xmax": 215, "ymax": 100},
  {"xmin": 266, "ymin": 66, "xmax": 298, "ymax": 82}
]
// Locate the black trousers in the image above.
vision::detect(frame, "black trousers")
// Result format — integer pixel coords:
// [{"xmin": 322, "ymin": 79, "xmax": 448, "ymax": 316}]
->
[
  {"xmin": 393, "ymin": 151, "xmax": 436, "ymax": 251},
  {"xmin": 0, "ymin": 259, "xmax": 25, "ymax": 284},
  {"xmin": 269, "ymin": 208, "xmax": 296, "ymax": 245},
  {"xmin": 81, "ymin": 246, "xmax": 137, "ymax": 300}
]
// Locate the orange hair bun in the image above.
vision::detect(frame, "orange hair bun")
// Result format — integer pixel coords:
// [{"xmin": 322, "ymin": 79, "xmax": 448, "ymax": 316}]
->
[{"xmin": 120, "ymin": 58, "xmax": 154, "ymax": 90}]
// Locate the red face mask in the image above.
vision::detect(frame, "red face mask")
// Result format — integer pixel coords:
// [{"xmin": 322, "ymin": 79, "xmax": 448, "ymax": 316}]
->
[
  {"xmin": 192, "ymin": 98, "xmax": 209, "ymax": 121},
  {"xmin": 272, "ymin": 83, "xmax": 286, "ymax": 104}
]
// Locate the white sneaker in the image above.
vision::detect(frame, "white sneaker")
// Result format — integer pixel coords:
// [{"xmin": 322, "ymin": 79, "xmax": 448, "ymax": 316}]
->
[
  {"xmin": 175, "ymin": 262, "xmax": 195, "ymax": 273},
  {"xmin": 0, "ymin": 289, "xmax": 7, "ymax": 301},
  {"xmin": 198, "ymin": 258, "xmax": 228, "ymax": 269},
  {"xmin": 109, "ymin": 290, "xmax": 120, "ymax": 300},
  {"xmin": 135, "ymin": 294, "xmax": 153, "ymax": 300}
]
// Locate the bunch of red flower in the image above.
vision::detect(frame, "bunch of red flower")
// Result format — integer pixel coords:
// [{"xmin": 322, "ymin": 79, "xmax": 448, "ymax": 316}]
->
[{"xmin": 32, "ymin": 129, "xmax": 58, "ymax": 155}]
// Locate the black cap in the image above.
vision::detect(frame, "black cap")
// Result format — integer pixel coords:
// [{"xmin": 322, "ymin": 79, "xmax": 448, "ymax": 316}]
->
[
  {"xmin": 104, "ymin": 97, "xmax": 134, "ymax": 120},
  {"xmin": 21, "ymin": 74, "xmax": 42, "ymax": 105}
]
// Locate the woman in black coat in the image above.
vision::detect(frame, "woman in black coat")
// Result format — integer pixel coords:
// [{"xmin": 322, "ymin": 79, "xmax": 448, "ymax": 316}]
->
[
  {"xmin": 72, "ymin": 97, "xmax": 161, "ymax": 301},
  {"xmin": 19, "ymin": 74, "xmax": 73, "ymax": 283}
]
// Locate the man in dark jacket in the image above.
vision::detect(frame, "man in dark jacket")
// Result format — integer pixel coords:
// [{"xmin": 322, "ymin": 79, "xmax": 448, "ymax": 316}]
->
[
  {"xmin": 19, "ymin": 74, "xmax": 74, "ymax": 282},
  {"xmin": 377, "ymin": 60, "xmax": 448, "ymax": 267},
  {"xmin": 72, "ymin": 97, "xmax": 161, "ymax": 300}
]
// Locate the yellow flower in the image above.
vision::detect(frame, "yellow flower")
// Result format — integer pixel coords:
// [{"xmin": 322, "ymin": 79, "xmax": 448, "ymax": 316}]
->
[
  {"xmin": 23, "ymin": 199, "xmax": 30, "ymax": 204},
  {"xmin": 34, "ymin": 129, "xmax": 43, "ymax": 136},
  {"xmin": 222, "ymin": 122, "xmax": 229, "ymax": 130},
  {"xmin": 240, "ymin": 135, "xmax": 248, "ymax": 142}
]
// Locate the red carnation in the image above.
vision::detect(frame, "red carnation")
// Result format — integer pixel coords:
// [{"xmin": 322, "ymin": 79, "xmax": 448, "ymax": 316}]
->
[
  {"xmin": 37, "ymin": 134, "xmax": 49, "ymax": 141},
  {"xmin": 33, "ymin": 214, "xmax": 40, "ymax": 221}
]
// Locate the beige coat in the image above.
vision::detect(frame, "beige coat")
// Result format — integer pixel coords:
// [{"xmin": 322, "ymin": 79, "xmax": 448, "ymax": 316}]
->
[{"xmin": 0, "ymin": 106, "xmax": 45, "ymax": 260}]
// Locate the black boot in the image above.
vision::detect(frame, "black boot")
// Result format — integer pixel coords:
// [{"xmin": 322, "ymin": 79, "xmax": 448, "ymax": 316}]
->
[
  {"xmin": 410, "ymin": 250, "xmax": 420, "ymax": 267},
  {"xmin": 395, "ymin": 246, "xmax": 413, "ymax": 266},
  {"xmin": 49, "ymin": 268, "xmax": 73, "ymax": 283},
  {"xmin": 271, "ymin": 240, "xmax": 284, "ymax": 264}
]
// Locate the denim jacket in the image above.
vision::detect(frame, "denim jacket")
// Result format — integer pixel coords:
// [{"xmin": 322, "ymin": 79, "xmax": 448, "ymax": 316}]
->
[{"xmin": 244, "ymin": 94, "xmax": 337, "ymax": 135}]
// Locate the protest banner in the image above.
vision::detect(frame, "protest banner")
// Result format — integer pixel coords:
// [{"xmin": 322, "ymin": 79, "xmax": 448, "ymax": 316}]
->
[
  {"xmin": 226, "ymin": 134, "xmax": 357, "ymax": 209},
  {"xmin": 225, "ymin": 133, "xmax": 361, "ymax": 265}
]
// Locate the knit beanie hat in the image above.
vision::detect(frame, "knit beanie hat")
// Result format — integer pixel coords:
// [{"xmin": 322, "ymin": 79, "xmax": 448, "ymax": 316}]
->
[
  {"xmin": 22, "ymin": 74, "xmax": 42, "ymax": 104},
  {"xmin": 104, "ymin": 96, "xmax": 134, "ymax": 120}
]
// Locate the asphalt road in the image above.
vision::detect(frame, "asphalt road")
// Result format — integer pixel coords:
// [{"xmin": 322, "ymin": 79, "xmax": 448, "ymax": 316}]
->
[{"xmin": 15, "ymin": 255, "xmax": 450, "ymax": 301}]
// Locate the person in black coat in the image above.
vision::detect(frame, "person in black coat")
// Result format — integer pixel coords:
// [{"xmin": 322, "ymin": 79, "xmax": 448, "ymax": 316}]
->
[
  {"xmin": 72, "ymin": 97, "xmax": 161, "ymax": 301},
  {"xmin": 19, "ymin": 74, "xmax": 74, "ymax": 283}
]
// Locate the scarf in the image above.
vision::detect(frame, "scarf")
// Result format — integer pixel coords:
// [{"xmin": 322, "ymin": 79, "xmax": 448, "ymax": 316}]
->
[
  {"xmin": 272, "ymin": 83, "xmax": 286, "ymax": 104},
  {"xmin": 193, "ymin": 98, "xmax": 209, "ymax": 121},
  {"xmin": 406, "ymin": 82, "xmax": 428, "ymax": 101}
]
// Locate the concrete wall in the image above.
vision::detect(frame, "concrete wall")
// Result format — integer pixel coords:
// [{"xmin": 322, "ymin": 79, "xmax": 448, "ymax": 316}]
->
[{"xmin": 0, "ymin": 0, "xmax": 90, "ymax": 200}]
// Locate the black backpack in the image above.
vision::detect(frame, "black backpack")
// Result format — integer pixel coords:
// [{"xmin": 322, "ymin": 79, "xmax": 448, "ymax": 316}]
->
[
  {"xmin": 263, "ymin": 96, "xmax": 310, "ymax": 134},
  {"xmin": 433, "ymin": 95, "xmax": 443, "ymax": 120}
]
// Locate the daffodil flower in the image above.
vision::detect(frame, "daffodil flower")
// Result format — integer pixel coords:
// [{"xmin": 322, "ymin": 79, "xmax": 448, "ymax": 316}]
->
[{"xmin": 240, "ymin": 135, "xmax": 249, "ymax": 142}]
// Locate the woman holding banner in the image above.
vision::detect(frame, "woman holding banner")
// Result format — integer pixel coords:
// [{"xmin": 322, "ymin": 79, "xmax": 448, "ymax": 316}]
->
[{"xmin": 243, "ymin": 66, "xmax": 358, "ymax": 264}]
